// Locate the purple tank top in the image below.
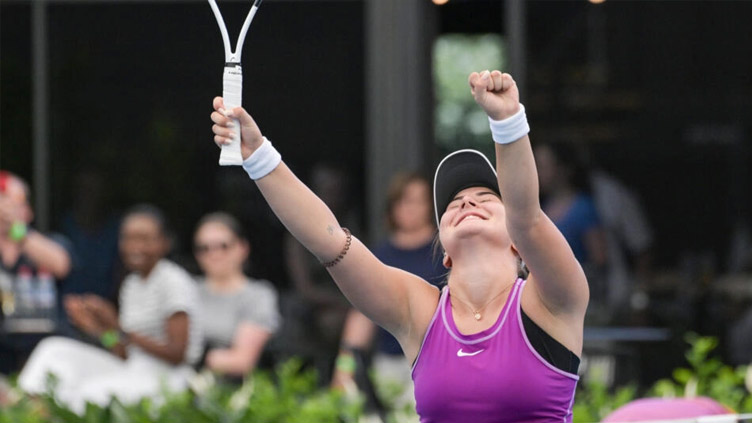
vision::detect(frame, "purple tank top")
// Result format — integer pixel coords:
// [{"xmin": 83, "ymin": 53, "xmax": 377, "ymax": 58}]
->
[{"xmin": 412, "ymin": 278, "xmax": 579, "ymax": 423}]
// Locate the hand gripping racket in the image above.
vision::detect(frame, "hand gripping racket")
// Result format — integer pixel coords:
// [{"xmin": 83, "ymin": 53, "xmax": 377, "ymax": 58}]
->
[{"xmin": 208, "ymin": 0, "xmax": 263, "ymax": 166}]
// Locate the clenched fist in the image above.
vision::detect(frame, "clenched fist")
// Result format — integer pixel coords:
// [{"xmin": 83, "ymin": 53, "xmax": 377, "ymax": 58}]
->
[{"xmin": 468, "ymin": 70, "xmax": 520, "ymax": 121}]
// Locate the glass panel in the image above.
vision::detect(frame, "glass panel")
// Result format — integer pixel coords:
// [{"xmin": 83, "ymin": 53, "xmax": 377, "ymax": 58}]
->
[{"xmin": 433, "ymin": 33, "xmax": 504, "ymax": 154}]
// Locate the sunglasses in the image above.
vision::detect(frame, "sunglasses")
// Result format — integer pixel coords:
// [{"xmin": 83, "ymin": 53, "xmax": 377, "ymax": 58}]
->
[{"xmin": 194, "ymin": 240, "xmax": 236, "ymax": 255}]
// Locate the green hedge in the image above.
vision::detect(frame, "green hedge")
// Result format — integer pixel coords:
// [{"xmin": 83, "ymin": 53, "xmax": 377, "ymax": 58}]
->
[
  {"xmin": 0, "ymin": 359, "xmax": 362, "ymax": 423},
  {"xmin": 3, "ymin": 335, "xmax": 751, "ymax": 423},
  {"xmin": 573, "ymin": 333, "xmax": 752, "ymax": 422}
]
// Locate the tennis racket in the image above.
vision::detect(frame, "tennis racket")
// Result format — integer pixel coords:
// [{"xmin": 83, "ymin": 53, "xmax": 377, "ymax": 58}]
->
[{"xmin": 208, "ymin": 0, "xmax": 264, "ymax": 166}]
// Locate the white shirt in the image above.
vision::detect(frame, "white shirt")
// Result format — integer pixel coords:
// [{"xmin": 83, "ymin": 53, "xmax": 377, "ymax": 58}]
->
[{"xmin": 119, "ymin": 259, "xmax": 203, "ymax": 365}]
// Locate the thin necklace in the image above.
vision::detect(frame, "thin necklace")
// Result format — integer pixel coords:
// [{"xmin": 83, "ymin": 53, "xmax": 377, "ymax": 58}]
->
[{"xmin": 451, "ymin": 284, "xmax": 513, "ymax": 321}]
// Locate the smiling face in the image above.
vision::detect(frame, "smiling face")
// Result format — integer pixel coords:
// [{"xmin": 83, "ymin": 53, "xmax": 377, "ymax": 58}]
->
[
  {"xmin": 391, "ymin": 179, "xmax": 433, "ymax": 233},
  {"xmin": 438, "ymin": 186, "xmax": 511, "ymax": 263},
  {"xmin": 194, "ymin": 221, "xmax": 248, "ymax": 279},
  {"xmin": 119, "ymin": 214, "xmax": 169, "ymax": 276}
]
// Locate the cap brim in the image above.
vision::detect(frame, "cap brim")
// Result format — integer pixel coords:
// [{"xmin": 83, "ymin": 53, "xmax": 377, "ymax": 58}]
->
[{"xmin": 433, "ymin": 149, "xmax": 499, "ymax": 225}]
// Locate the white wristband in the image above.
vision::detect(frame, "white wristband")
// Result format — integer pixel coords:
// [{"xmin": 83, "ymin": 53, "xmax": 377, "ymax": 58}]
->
[
  {"xmin": 242, "ymin": 137, "xmax": 282, "ymax": 180},
  {"xmin": 488, "ymin": 103, "xmax": 530, "ymax": 144}
]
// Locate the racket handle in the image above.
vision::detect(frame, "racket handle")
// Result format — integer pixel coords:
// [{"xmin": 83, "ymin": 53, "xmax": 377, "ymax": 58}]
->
[{"xmin": 219, "ymin": 65, "xmax": 244, "ymax": 166}]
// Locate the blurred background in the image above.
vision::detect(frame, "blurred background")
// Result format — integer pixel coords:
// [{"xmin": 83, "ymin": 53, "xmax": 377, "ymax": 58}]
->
[{"xmin": 2, "ymin": 0, "xmax": 752, "ymax": 403}]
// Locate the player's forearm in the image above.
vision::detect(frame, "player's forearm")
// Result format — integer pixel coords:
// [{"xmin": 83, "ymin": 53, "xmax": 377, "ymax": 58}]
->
[
  {"xmin": 21, "ymin": 231, "xmax": 71, "ymax": 278},
  {"xmin": 255, "ymin": 162, "xmax": 348, "ymax": 261},
  {"xmin": 494, "ymin": 137, "xmax": 543, "ymax": 230}
]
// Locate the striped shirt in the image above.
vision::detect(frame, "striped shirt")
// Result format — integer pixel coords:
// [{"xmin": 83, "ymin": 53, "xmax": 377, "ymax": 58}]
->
[{"xmin": 119, "ymin": 259, "xmax": 203, "ymax": 365}]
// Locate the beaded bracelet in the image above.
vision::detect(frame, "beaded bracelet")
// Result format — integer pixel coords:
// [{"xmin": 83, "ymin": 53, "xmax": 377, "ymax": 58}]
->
[{"xmin": 322, "ymin": 227, "xmax": 351, "ymax": 268}]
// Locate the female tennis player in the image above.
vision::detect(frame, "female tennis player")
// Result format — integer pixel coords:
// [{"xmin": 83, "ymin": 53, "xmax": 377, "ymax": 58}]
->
[{"xmin": 210, "ymin": 70, "xmax": 588, "ymax": 422}]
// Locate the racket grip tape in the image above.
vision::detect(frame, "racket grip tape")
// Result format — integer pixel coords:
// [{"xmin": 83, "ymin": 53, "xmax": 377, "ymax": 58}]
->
[{"xmin": 219, "ymin": 65, "xmax": 244, "ymax": 166}]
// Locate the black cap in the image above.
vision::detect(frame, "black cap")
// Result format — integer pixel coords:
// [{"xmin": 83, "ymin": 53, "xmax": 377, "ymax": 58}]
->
[{"xmin": 433, "ymin": 149, "xmax": 499, "ymax": 225}]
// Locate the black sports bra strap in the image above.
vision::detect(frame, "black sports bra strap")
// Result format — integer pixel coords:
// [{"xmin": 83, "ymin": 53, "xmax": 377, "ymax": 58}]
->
[{"xmin": 520, "ymin": 309, "xmax": 580, "ymax": 374}]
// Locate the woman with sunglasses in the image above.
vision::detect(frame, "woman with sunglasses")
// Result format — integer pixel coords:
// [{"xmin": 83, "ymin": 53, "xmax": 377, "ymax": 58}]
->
[
  {"xmin": 210, "ymin": 70, "xmax": 588, "ymax": 422},
  {"xmin": 193, "ymin": 212, "xmax": 281, "ymax": 379}
]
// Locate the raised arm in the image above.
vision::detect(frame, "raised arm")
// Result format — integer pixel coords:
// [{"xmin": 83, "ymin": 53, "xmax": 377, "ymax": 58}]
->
[
  {"xmin": 20, "ymin": 232, "xmax": 72, "ymax": 279},
  {"xmin": 0, "ymin": 195, "xmax": 71, "ymax": 278},
  {"xmin": 210, "ymin": 98, "xmax": 438, "ymax": 355},
  {"xmin": 468, "ymin": 71, "xmax": 588, "ymax": 316}
]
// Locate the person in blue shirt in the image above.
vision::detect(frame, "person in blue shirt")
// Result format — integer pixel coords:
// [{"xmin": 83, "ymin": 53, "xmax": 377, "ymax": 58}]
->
[
  {"xmin": 58, "ymin": 168, "xmax": 121, "ymax": 333},
  {"xmin": 331, "ymin": 172, "xmax": 445, "ymax": 415},
  {"xmin": 534, "ymin": 143, "xmax": 608, "ymax": 319}
]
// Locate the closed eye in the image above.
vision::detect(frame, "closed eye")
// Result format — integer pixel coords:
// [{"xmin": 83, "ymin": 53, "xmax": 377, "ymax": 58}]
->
[{"xmin": 477, "ymin": 191, "xmax": 500, "ymax": 202}]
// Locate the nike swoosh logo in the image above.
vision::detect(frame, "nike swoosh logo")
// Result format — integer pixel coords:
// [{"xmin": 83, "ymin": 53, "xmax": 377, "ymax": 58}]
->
[{"xmin": 457, "ymin": 348, "xmax": 484, "ymax": 357}]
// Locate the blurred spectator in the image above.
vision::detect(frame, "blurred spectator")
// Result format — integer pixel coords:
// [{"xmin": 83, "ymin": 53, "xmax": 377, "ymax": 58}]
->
[
  {"xmin": 728, "ymin": 219, "xmax": 752, "ymax": 273},
  {"xmin": 534, "ymin": 143, "xmax": 609, "ymax": 320},
  {"xmin": 214, "ymin": 166, "xmax": 289, "ymax": 292},
  {"xmin": 193, "ymin": 212, "xmax": 281, "ymax": 380},
  {"xmin": 280, "ymin": 162, "xmax": 359, "ymax": 381},
  {"xmin": 0, "ymin": 171, "xmax": 73, "ymax": 374},
  {"xmin": 590, "ymin": 168, "xmax": 654, "ymax": 319},
  {"xmin": 728, "ymin": 307, "xmax": 752, "ymax": 365},
  {"xmin": 332, "ymin": 172, "xmax": 444, "ymax": 418},
  {"xmin": 58, "ymin": 168, "xmax": 121, "ymax": 328},
  {"xmin": 726, "ymin": 219, "xmax": 752, "ymax": 364},
  {"xmin": 17, "ymin": 204, "xmax": 202, "ymax": 413}
]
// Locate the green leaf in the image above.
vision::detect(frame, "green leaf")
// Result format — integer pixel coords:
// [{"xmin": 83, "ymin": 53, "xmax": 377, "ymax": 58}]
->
[{"xmin": 673, "ymin": 367, "xmax": 693, "ymax": 384}]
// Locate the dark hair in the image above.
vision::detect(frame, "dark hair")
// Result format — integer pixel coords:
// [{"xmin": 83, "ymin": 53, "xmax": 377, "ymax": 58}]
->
[
  {"xmin": 384, "ymin": 171, "xmax": 433, "ymax": 232},
  {"xmin": 195, "ymin": 211, "xmax": 246, "ymax": 240},
  {"xmin": 540, "ymin": 142, "xmax": 592, "ymax": 194},
  {"xmin": 122, "ymin": 203, "xmax": 170, "ymax": 238}
]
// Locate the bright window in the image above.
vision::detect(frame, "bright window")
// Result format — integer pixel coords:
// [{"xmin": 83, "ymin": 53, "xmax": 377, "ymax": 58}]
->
[{"xmin": 433, "ymin": 34, "xmax": 505, "ymax": 154}]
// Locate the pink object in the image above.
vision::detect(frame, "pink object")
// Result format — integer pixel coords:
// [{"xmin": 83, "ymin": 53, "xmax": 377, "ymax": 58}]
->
[{"xmin": 603, "ymin": 397, "xmax": 732, "ymax": 422}]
